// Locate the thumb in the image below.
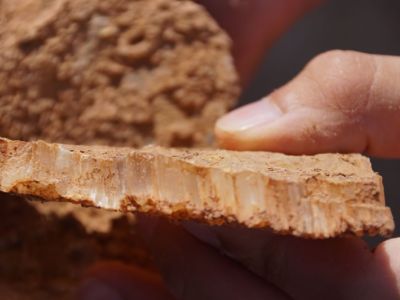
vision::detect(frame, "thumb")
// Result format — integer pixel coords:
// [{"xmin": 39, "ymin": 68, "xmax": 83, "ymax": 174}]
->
[{"xmin": 216, "ymin": 50, "xmax": 400, "ymax": 158}]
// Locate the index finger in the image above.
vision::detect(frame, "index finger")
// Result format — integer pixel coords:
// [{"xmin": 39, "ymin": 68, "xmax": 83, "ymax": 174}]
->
[
  {"xmin": 137, "ymin": 215, "xmax": 291, "ymax": 300},
  {"xmin": 185, "ymin": 223, "xmax": 400, "ymax": 300}
]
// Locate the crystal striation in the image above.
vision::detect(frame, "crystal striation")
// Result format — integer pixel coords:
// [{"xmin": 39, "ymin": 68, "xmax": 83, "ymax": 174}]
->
[{"xmin": 0, "ymin": 138, "xmax": 394, "ymax": 238}]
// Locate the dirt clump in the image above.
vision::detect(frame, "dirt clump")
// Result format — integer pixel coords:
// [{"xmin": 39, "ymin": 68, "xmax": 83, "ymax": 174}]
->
[{"xmin": 0, "ymin": 0, "xmax": 239, "ymax": 147}]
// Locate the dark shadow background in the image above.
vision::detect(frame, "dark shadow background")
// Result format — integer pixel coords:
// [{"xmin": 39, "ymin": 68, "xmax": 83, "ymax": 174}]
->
[{"xmin": 241, "ymin": 0, "xmax": 400, "ymax": 239}]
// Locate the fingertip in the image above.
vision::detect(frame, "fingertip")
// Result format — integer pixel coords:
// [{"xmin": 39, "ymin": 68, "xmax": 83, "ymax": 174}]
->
[
  {"xmin": 375, "ymin": 238, "xmax": 400, "ymax": 273},
  {"xmin": 215, "ymin": 105, "xmax": 319, "ymax": 154},
  {"xmin": 373, "ymin": 238, "xmax": 400, "ymax": 297},
  {"xmin": 216, "ymin": 98, "xmax": 284, "ymax": 134},
  {"xmin": 375, "ymin": 237, "xmax": 400, "ymax": 254},
  {"xmin": 215, "ymin": 50, "xmax": 384, "ymax": 155},
  {"xmin": 215, "ymin": 97, "xmax": 285, "ymax": 151},
  {"xmin": 216, "ymin": 99, "xmax": 367, "ymax": 154}
]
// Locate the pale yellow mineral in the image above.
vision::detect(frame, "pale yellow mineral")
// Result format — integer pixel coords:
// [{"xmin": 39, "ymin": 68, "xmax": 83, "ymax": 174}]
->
[{"xmin": 0, "ymin": 138, "xmax": 394, "ymax": 238}]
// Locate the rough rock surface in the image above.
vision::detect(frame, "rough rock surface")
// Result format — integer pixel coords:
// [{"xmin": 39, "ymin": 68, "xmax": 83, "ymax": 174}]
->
[
  {"xmin": 0, "ymin": 0, "xmax": 239, "ymax": 147},
  {"xmin": 0, "ymin": 0, "xmax": 240, "ymax": 230},
  {"xmin": 0, "ymin": 0, "xmax": 240, "ymax": 298},
  {"xmin": 0, "ymin": 138, "xmax": 394, "ymax": 238}
]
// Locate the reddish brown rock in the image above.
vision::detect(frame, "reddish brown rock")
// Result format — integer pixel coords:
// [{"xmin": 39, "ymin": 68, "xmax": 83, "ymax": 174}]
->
[
  {"xmin": 0, "ymin": 1, "xmax": 240, "ymax": 297},
  {"xmin": 0, "ymin": 138, "xmax": 394, "ymax": 238},
  {"xmin": 0, "ymin": 0, "xmax": 239, "ymax": 148},
  {"xmin": 0, "ymin": 0, "xmax": 240, "ymax": 230}
]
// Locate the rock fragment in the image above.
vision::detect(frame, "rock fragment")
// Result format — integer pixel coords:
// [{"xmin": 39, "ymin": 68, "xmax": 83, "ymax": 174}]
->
[{"xmin": 0, "ymin": 138, "xmax": 394, "ymax": 238}]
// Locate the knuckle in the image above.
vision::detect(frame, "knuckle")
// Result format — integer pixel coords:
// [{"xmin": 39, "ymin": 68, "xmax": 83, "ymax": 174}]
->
[
  {"xmin": 304, "ymin": 50, "xmax": 376, "ymax": 117},
  {"xmin": 311, "ymin": 49, "xmax": 355, "ymax": 65},
  {"xmin": 307, "ymin": 50, "xmax": 365, "ymax": 84}
]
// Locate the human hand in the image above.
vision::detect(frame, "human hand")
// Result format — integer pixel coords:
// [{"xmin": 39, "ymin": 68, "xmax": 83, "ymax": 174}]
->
[
  {"xmin": 78, "ymin": 1, "xmax": 400, "ymax": 299},
  {"xmin": 78, "ymin": 49, "xmax": 400, "ymax": 300}
]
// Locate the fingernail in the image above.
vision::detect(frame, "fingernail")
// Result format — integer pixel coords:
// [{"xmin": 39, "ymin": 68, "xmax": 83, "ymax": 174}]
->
[
  {"xmin": 216, "ymin": 97, "xmax": 283, "ymax": 133},
  {"xmin": 77, "ymin": 278, "xmax": 122, "ymax": 300}
]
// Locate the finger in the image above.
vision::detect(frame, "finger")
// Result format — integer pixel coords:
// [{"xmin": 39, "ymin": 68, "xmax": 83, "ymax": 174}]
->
[
  {"xmin": 195, "ymin": 0, "xmax": 323, "ymax": 85},
  {"xmin": 77, "ymin": 261, "xmax": 173, "ymax": 300},
  {"xmin": 216, "ymin": 50, "xmax": 400, "ymax": 157},
  {"xmin": 374, "ymin": 238, "xmax": 400, "ymax": 293},
  {"xmin": 184, "ymin": 223, "xmax": 400, "ymax": 300},
  {"xmin": 137, "ymin": 215, "xmax": 291, "ymax": 300}
]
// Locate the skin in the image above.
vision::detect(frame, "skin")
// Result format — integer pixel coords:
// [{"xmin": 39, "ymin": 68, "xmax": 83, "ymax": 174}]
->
[{"xmin": 78, "ymin": 1, "xmax": 400, "ymax": 299}]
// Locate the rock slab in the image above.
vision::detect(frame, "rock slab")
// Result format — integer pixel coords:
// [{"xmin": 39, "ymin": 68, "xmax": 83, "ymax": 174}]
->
[{"xmin": 0, "ymin": 138, "xmax": 394, "ymax": 238}]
